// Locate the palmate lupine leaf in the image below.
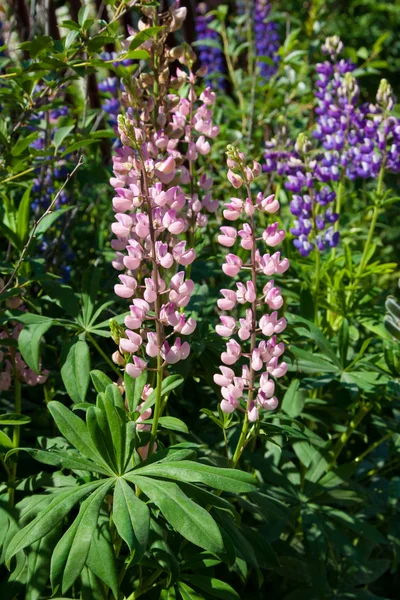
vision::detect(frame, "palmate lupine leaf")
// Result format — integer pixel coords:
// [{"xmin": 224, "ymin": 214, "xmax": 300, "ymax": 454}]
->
[
  {"xmin": 60, "ymin": 338, "xmax": 91, "ymax": 404},
  {"xmin": 113, "ymin": 478, "xmax": 150, "ymax": 561},
  {"xmin": 130, "ymin": 476, "xmax": 224, "ymax": 554},
  {"xmin": 128, "ymin": 460, "xmax": 257, "ymax": 493},
  {"xmin": 5, "ymin": 481, "xmax": 105, "ymax": 562},
  {"xmin": 50, "ymin": 480, "xmax": 113, "ymax": 595},
  {"xmin": 47, "ymin": 401, "xmax": 110, "ymax": 471},
  {"xmin": 86, "ymin": 514, "xmax": 118, "ymax": 599}
]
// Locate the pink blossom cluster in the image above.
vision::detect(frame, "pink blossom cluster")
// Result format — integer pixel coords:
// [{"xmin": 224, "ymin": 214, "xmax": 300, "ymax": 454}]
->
[
  {"xmin": 110, "ymin": 10, "xmax": 219, "ymax": 380},
  {"xmin": 0, "ymin": 296, "xmax": 49, "ymax": 391},
  {"xmin": 213, "ymin": 147, "xmax": 289, "ymax": 422}
]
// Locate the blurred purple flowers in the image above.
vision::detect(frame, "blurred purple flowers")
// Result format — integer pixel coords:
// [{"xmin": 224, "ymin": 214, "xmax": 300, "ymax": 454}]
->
[
  {"xmin": 195, "ymin": 3, "xmax": 226, "ymax": 90},
  {"xmin": 254, "ymin": 0, "xmax": 280, "ymax": 79}
]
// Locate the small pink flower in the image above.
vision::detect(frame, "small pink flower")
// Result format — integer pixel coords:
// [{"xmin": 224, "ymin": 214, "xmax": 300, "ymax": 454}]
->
[
  {"xmin": 162, "ymin": 338, "xmax": 190, "ymax": 364},
  {"xmin": 155, "ymin": 242, "xmax": 174, "ymax": 269},
  {"xmin": 267, "ymin": 357, "xmax": 288, "ymax": 378},
  {"xmin": 146, "ymin": 332, "xmax": 159, "ymax": 357},
  {"xmin": 115, "ymin": 275, "xmax": 137, "ymax": 299},
  {"xmin": 263, "ymin": 222, "xmax": 286, "ymax": 246},
  {"xmin": 263, "ymin": 281, "xmax": 284, "ymax": 310},
  {"xmin": 216, "ymin": 316, "xmax": 236, "ymax": 337},
  {"xmin": 227, "ymin": 169, "xmax": 243, "ymax": 188},
  {"xmin": 221, "ymin": 339, "xmax": 241, "ymax": 365},
  {"xmin": 248, "ymin": 403, "xmax": 259, "ymax": 422},
  {"xmin": 213, "ymin": 366, "xmax": 235, "ymax": 387},
  {"xmin": 217, "ymin": 289, "xmax": 237, "ymax": 311},
  {"xmin": 259, "ymin": 372, "xmax": 275, "ymax": 397},
  {"xmin": 236, "ymin": 281, "xmax": 256, "ymax": 304},
  {"xmin": 137, "ymin": 442, "xmax": 157, "ymax": 460},
  {"xmin": 222, "ymin": 254, "xmax": 243, "ymax": 277},
  {"xmin": 126, "ymin": 356, "xmax": 147, "ymax": 378},
  {"xmin": 223, "ymin": 198, "xmax": 243, "ymax": 221},
  {"xmin": 238, "ymin": 223, "xmax": 253, "ymax": 250},
  {"xmin": 172, "ymin": 241, "xmax": 196, "ymax": 266},
  {"xmin": 259, "ymin": 312, "xmax": 287, "ymax": 337},
  {"xmin": 244, "ymin": 198, "xmax": 256, "ymax": 216},
  {"xmin": 238, "ymin": 309, "xmax": 252, "ymax": 341},
  {"xmin": 218, "ymin": 226, "xmax": 237, "ymax": 247},
  {"xmin": 251, "ymin": 349, "xmax": 263, "ymax": 371},
  {"xmin": 144, "ymin": 278, "xmax": 157, "ymax": 303},
  {"xmin": 257, "ymin": 391, "xmax": 278, "ymax": 410},
  {"xmin": 257, "ymin": 192, "xmax": 280, "ymax": 213},
  {"xmin": 120, "ymin": 331, "xmax": 142, "ymax": 354}
]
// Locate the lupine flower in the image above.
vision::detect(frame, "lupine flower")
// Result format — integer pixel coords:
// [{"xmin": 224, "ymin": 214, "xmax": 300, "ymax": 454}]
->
[
  {"xmin": 314, "ymin": 37, "xmax": 400, "ymax": 181},
  {"xmin": 254, "ymin": 0, "xmax": 280, "ymax": 79},
  {"xmin": 195, "ymin": 2, "xmax": 226, "ymax": 90},
  {"xmin": 110, "ymin": 3, "xmax": 218, "ymax": 383},
  {"xmin": 213, "ymin": 146, "xmax": 288, "ymax": 422},
  {"xmin": 288, "ymin": 134, "xmax": 339, "ymax": 256}
]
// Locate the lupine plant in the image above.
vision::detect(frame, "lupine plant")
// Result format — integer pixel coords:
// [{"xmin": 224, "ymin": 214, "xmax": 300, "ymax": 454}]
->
[{"xmin": 0, "ymin": 1, "xmax": 400, "ymax": 599}]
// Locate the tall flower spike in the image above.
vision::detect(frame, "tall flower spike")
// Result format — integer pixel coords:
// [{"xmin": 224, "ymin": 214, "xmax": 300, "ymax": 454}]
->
[
  {"xmin": 110, "ymin": 5, "xmax": 218, "ymax": 457},
  {"xmin": 214, "ymin": 146, "xmax": 289, "ymax": 426},
  {"xmin": 254, "ymin": 0, "xmax": 280, "ymax": 79},
  {"xmin": 195, "ymin": 3, "xmax": 226, "ymax": 90}
]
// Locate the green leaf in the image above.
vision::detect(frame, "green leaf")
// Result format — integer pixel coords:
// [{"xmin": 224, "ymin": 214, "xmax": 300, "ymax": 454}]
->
[
  {"xmin": 281, "ymin": 379, "xmax": 306, "ymax": 418},
  {"xmin": 140, "ymin": 375, "xmax": 184, "ymax": 412},
  {"xmin": 50, "ymin": 480, "xmax": 112, "ymax": 594},
  {"xmin": 48, "ymin": 401, "xmax": 107, "ymax": 469},
  {"xmin": 5, "ymin": 480, "xmax": 105, "ymax": 562},
  {"xmin": 126, "ymin": 369, "xmax": 147, "ymax": 413},
  {"xmin": 99, "ymin": 393, "xmax": 125, "ymax": 473},
  {"xmin": 157, "ymin": 416, "xmax": 189, "ymax": 434},
  {"xmin": 26, "ymin": 525, "xmax": 61, "ymax": 600},
  {"xmin": 338, "ymin": 318, "xmax": 350, "ymax": 366},
  {"xmin": 90, "ymin": 370, "xmax": 113, "ymax": 394},
  {"xmin": 86, "ymin": 514, "xmax": 119, "ymax": 599},
  {"xmin": 113, "ymin": 478, "xmax": 149, "ymax": 560},
  {"xmin": 129, "ymin": 26, "xmax": 165, "ymax": 51},
  {"xmin": 289, "ymin": 347, "xmax": 339, "ymax": 374},
  {"xmin": 12, "ymin": 447, "xmax": 110, "ymax": 475},
  {"xmin": 0, "ymin": 413, "xmax": 31, "ymax": 425},
  {"xmin": 78, "ymin": 5, "xmax": 90, "ymax": 27},
  {"xmin": 35, "ymin": 207, "xmax": 73, "ymax": 236},
  {"xmin": 131, "ymin": 460, "xmax": 257, "ymax": 493},
  {"xmin": 18, "ymin": 319, "xmax": 53, "ymax": 373},
  {"xmin": 53, "ymin": 126, "xmax": 74, "ymax": 152},
  {"xmin": 61, "ymin": 339, "xmax": 91, "ymax": 403},
  {"xmin": 87, "ymin": 406, "xmax": 118, "ymax": 472},
  {"xmin": 0, "ymin": 430, "xmax": 13, "ymax": 453},
  {"xmin": 178, "ymin": 582, "xmax": 205, "ymax": 600},
  {"xmin": 182, "ymin": 576, "xmax": 240, "ymax": 600},
  {"xmin": 81, "ymin": 268, "xmax": 101, "ymax": 327},
  {"xmin": 16, "ymin": 186, "xmax": 32, "ymax": 245},
  {"xmin": 132, "ymin": 476, "xmax": 224, "ymax": 554},
  {"xmin": 11, "ymin": 132, "xmax": 39, "ymax": 156}
]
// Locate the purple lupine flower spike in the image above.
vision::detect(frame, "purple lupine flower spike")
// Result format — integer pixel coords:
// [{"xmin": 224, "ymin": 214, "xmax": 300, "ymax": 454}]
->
[
  {"xmin": 195, "ymin": 3, "xmax": 226, "ymax": 90},
  {"xmin": 254, "ymin": 0, "xmax": 280, "ymax": 79}
]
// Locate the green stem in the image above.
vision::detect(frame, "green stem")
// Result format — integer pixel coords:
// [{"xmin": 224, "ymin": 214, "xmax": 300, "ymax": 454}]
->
[
  {"xmin": 232, "ymin": 414, "xmax": 249, "ymax": 468},
  {"xmin": 220, "ymin": 23, "xmax": 247, "ymax": 134},
  {"xmin": 314, "ymin": 249, "xmax": 321, "ymax": 324},
  {"xmin": 127, "ymin": 569, "xmax": 163, "ymax": 600},
  {"xmin": 358, "ymin": 162, "xmax": 385, "ymax": 275},
  {"xmin": 87, "ymin": 333, "xmax": 121, "ymax": 377},
  {"xmin": 8, "ymin": 374, "xmax": 21, "ymax": 507},
  {"xmin": 357, "ymin": 204, "xmax": 380, "ymax": 276},
  {"xmin": 231, "ymin": 180, "xmax": 258, "ymax": 468},
  {"xmin": 353, "ymin": 431, "xmax": 392, "ymax": 465},
  {"xmin": 148, "ymin": 354, "xmax": 163, "ymax": 458},
  {"xmin": 328, "ymin": 402, "xmax": 371, "ymax": 470}
]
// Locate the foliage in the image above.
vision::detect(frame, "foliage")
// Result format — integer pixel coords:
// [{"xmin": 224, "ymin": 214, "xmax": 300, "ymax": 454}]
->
[{"xmin": 0, "ymin": 1, "xmax": 399, "ymax": 599}]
